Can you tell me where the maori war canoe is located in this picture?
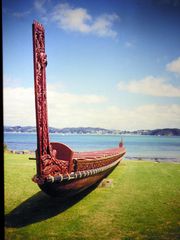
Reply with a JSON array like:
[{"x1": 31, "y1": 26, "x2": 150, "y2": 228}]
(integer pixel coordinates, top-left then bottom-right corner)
[{"x1": 32, "y1": 20, "x2": 126, "y2": 198}]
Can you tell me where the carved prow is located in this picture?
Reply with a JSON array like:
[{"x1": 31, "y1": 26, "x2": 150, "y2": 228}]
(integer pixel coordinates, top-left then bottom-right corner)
[
  {"x1": 33, "y1": 21, "x2": 50, "y2": 175},
  {"x1": 32, "y1": 21, "x2": 72, "y2": 179}
]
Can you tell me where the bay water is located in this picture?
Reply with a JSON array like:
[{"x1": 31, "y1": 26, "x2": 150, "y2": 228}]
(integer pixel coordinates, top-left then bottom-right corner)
[{"x1": 4, "y1": 132, "x2": 180, "y2": 162}]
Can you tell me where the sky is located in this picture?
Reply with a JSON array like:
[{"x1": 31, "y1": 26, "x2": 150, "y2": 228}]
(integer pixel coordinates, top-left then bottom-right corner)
[{"x1": 3, "y1": 0, "x2": 180, "y2": 130}]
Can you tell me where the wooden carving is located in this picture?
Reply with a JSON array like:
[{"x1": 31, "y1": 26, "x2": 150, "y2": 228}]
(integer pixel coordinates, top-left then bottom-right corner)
[
  {"x1": 32, "y1": 21, "x2": 69, "y2": 178},
  {"x1": 33, "y1": 21, "x2": 50, "y2": 176},
  {"x1": 32, "y1": 21, "x2": 126, "y2": 198}
]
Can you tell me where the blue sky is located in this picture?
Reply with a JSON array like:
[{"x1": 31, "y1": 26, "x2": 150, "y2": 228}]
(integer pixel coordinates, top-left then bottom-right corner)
[{"x1": 3, "y1": 0, "x2": 180, "y2": 130}]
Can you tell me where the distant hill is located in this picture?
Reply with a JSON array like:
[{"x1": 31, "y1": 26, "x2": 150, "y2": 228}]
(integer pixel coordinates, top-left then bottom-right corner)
[
  {"x1": 3, "y1": 126, "x2": 180, "y2": 136},
  {"x1": 3, "y1": 126, "x2": 119, "y2": 134},
  {"x1": 147, "y1": 128, "x2": 180, "y2": 136},
  {"x1": 123, "y1": 128, "x2": 180, "y2": 136},
  {"x1": 121, "y1": 128, "x2": 180, "y2": 136}
]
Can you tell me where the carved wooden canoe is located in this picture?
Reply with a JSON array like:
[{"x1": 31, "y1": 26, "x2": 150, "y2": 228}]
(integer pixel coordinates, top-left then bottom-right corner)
[{"x1": 32, "y1": 20, "x2": 126, "y2": 198}]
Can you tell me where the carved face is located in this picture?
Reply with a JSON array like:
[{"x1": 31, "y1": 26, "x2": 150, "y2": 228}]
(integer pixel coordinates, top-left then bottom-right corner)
[{"x1": 40, "y1": 52, "x2": 47, "y2": 67}]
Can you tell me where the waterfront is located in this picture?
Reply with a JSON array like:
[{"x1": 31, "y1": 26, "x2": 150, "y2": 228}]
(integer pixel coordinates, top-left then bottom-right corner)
[{"x1": 4, "y1": 132, "x2": 180, "y2": 162}]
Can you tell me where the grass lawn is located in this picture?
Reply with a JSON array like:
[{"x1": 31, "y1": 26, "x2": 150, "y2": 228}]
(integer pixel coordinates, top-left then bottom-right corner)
[{"x1": 4, "y1": 153, "x2": 180, "y2": 240}]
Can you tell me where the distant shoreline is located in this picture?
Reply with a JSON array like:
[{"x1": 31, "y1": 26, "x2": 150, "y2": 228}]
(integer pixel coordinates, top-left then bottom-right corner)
[
  {"x1": 4, "y1": 131, "x2": 180, "y2": 137},
  {"x1": 3, "y1": 131, "x2": 150, "y2": 137},
  {"x1": 4, "y1": 127, "x2": 180, "y2": 136}
]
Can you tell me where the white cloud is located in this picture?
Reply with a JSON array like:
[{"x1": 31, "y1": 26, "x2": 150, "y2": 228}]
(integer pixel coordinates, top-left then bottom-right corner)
[
  {"x1": 166, "y1": 56, "x2": 180, "y2": 74},
  {"x1": 3, "y1": 87, "x2": 36, "y2": 126},
  {"x1": 3, "y1": 87, "x2": 106, "y2": 127},
  {"x1": 99, "y1": 104, "x2": 180, "y2": 130},
  {"x1": 3, "y1": 75, "x2": 23, "y2": 87},
  {"x1": 47, "y1": 82, "x2": 65, "y2": 91},
  {"x1": 90, "y1": 14, "x2": 119, "y2": 37},
  {"x1": 50, "y1": 3, "x2": 119, "y2": 37},
  {"x1": 8, "y1": 1, "x2": 119, "y2": 38},
  {"x1": 13, "y1": 10, "x2": 31, "y2": 18},
  {"x1": 51, "y1": 3, "x2": 91, "y2": 33},
  {"x1": 118, "y1": 76, "x2": 180, "y2": 97},
  {"x1": 48, "y1": 91, "x2": 107, "y2": 105},
  {"x1": 124, "y1": 104, "x2": 180, "y2": 130},
  {"x1": 34, "y1": 0, "x2": 49, "y2": 23},
  {"x1": 3, "y1": 87, "x2": 180, "y2": 130},
  {"x1": 34, "y1": 0, "x2": 47, "y2": 14}
]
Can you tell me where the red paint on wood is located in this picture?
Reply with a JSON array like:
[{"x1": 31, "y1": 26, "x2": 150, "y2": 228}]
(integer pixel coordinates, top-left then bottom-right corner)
[
  {"x1": 33, "y1": 21, "x2": 70, "y2": 177},
  {"x1": 32, "y1": 21, "x2": 126, "y2": 197},
  {"x1": 33, "y1": 21, "x2": 50, "y2": 176}
]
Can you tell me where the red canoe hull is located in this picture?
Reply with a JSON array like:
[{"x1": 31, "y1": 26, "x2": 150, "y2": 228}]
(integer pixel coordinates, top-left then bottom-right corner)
[
  {"x1": 38, "y1": 160, "x2": 121, "y2": 198},
  {"x1": 32, "y1": 21, "x2": 126, "y2": 198}
]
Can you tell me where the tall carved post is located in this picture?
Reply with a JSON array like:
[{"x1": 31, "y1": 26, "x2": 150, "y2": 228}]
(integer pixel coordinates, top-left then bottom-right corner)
[
  {"x1": 32, "y1": 21, "x2": 73, "y2": 181},
  {"x1": 32, "y1": 21, "x2": 50, "y2": 176}
]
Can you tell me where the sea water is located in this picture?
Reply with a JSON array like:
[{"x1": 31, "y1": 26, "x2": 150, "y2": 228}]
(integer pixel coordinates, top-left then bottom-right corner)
[{"x1": 4, "y1": 132, "x2": 180, "y2": 161}]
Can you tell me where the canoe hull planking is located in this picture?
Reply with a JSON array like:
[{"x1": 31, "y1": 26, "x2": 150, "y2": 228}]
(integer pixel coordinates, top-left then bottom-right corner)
[{"x1": 38, "y1": 160, "x2": 121, "y2": 198}]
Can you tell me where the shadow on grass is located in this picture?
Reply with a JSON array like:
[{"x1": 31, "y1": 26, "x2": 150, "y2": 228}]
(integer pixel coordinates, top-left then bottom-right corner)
[{"x1": 5, "y1": 184, "x2": 98, "y2": 228}]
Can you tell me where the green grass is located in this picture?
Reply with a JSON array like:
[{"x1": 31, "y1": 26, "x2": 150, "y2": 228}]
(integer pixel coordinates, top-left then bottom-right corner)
[{"x1": 4, "y1": 153, "x2": 180, "y2": 240}]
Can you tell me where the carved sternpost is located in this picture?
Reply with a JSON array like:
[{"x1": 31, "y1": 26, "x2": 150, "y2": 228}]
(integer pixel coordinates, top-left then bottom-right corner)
[{"x1": 33, "y1": 21, "x2": 50, "y2": 175}]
